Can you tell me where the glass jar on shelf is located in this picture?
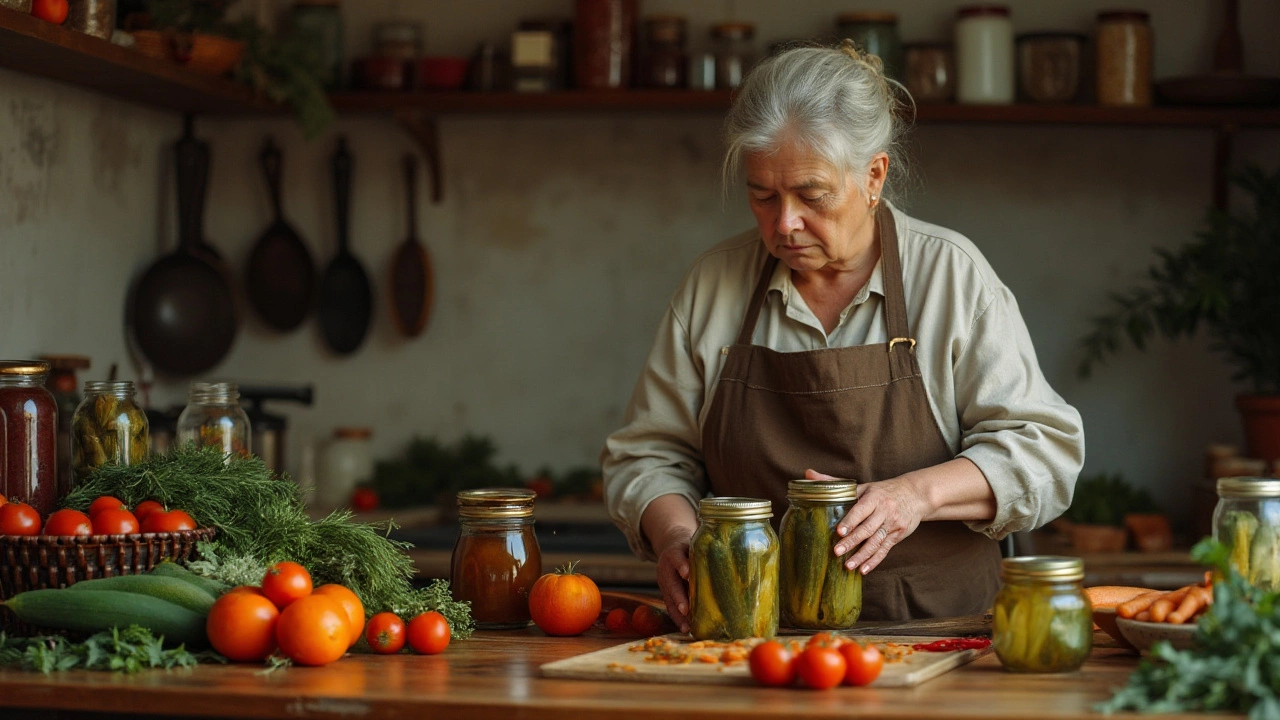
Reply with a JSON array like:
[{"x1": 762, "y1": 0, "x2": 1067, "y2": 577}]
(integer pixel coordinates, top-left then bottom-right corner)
[
  {"x1": 176, "y1": 382, "x2": 251, "y2": 459},
  {"x1": 1214, "y1": 477, "x2": 1280, "y2": 592},
  {"x1": 642, "y1": 15, "x2": 688, "y2": 88},
  {"x1": 575, "y1": 0, "x2": 638, "y2": 89},
  {"x1": 40, "y1": 354, "x2": 90, "y2": 498},
  {"x1": 1095, "y1": 10, "x2": 1152, "y2": 107},
  {"x1": 288, "y1": 0, "x2": 344, "y2": 90},
  {"x1": 71, "y1": 381, "x2": 148, "y2": 486},
  {"x1": 0, "y1": 360, "x2": 59, "y2": 515},
  {"x1": 991, "y1": 556, "x2": 1092, "y2": 673},
  {"x1": 451, "y1": 488, "x2": 543, "y2": 629},
  {"x1": 710, "y1": 22, "x2": 756, "y2": 90},
  {"x1": 904, "y1": 42, "x2": 955, "y2": 103},
  {"x1": 688, "y1": 496, "x2": 778, "y2": 640},
  {"x1": 315, "y1": 427, "x2": 373, "y2": 511},
  {"x1": 1017, "y1": 32, "x2": 1085, "y2": 104},
  {"x1": 65, "y1": 0, "x2": 116, "y2": 40},
  {"x1": 955, "y1": 4, "x2": 1015, "y2": 105},
  {"x1": 836, "y1": 11, "x2": 903, "y2": 81},
  {"x1": 779, "y1": 480, "x2": 861, "y2": 630}
]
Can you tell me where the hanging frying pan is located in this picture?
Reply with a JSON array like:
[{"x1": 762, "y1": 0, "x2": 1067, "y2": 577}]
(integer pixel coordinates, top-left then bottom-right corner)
[
  {"x1": 317, "y1": 136, "x2": 373, "y2": 355},
  {"x1": 245, "y1": 136, "x2": 317, "y2": 332},
  {"x1": 389, "y1": 154, "x2": 435, "y2": 337}
]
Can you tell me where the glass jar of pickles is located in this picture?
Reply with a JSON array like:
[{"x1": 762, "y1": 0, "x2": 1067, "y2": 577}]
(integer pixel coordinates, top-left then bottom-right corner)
[
  {"x1": 450, "y1": 488, "x2": 543, "y2": 629},
  {"x1": 779, "y1": 480, "x2": 861, "y2": 629},
  {"x1": 1214, "y1": 477, "x2": 1280, "y2": 592},
  {"x1": 176, "y1": 382, "x2": 251, "y2": 459},
  {"x1": 688, "y1": 497, "x2": 778, "y2": 640},
  {"x1": 992, "y1": 556, "x2": 1091, "y2": 673},
  {"x1": 71, "y1": 381, "x2": 148, "y2": 486}
]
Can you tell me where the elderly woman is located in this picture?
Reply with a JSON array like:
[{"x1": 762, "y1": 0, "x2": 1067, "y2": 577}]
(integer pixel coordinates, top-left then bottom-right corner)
[{"x1": 601, "y1": 43, "x2": 1085, "y2": 629}]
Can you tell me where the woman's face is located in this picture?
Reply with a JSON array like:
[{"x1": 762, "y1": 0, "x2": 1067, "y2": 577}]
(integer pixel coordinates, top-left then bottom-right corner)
[{"x1": 744, "y1": 142, "x2": 886, "y2": 274}]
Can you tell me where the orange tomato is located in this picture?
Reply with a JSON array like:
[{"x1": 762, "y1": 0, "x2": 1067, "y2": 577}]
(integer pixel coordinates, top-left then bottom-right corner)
[
  {"x1": 605, "y1": 607, "x2": 631, "y2": 633},
  {"x1": 224, "y1": 585, "x2": 265, "y2": 597},
  {"x1": 795, "y1": 646, "x2": 846, "y2": 690},
  {"x1": 839, "y1": 641, "x2": 884, "y2": 687},
  {"x1": 88, "y1": 496, "x2": 126, "y2": 517},
  {"x1": 261, "y1": 561, "x2": 312, "y2": 609},
  {"x1": 406, "y1": 611, "x2": 451, "y2": 655},
  {"x1": 31, "y1": 0, "x2": 68, "y2": 25},
  {"x1": 313, "y1": 584, "x2": 365, "y2": 648},
  {"x1": 528, "y1": 562, "x2": 601, "y2": 637},
  {"x1": 276, "y1": 595, "x2": 348, "y2": 666},
  {"x1": 207, "y1": 590, "x2": 280, "y2": 662}
]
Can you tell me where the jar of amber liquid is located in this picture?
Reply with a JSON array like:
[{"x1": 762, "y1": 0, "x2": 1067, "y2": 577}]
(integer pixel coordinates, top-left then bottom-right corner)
[
  {"x1": 450, "y1": 488, "x2": 543, "y2": 629},
  {"x1": 688, "y1": 497, "x2": 778, "y2": 640},
  {"x1": 0, "y1": 360, "x2": 59, "y2": 516},
  {"x1": 992, "y1": 556, "x2": 1091, "y2": 673},
  {"x1": 779, "y1": 480, "x2": 861, "y2": 630}
]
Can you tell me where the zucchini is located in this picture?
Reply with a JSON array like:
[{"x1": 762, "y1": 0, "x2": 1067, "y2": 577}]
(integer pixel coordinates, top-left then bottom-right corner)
[
  {"x1": 4, "y1": 589, "x2": 208, "y2": 648},
  {"x1": 65, "y1": 574, "x2": 216, "y2": 615},
  {"x1": 148, "y1": 561, "x2": 231, "y2": 598}
]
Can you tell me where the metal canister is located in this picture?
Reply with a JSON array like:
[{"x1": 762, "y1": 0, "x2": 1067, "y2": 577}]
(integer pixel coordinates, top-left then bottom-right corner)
[
  {"x1": 688, "y1": 496, "x2": 778, "y2": 640},
  {"x1": 779, "y1": 480, "x2": 862, "y2": 629}
]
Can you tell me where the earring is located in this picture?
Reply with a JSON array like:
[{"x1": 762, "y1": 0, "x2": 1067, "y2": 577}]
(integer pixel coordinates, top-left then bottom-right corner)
[{"x1": 869, "y1": 194, "x2": 878, "y2": 206}]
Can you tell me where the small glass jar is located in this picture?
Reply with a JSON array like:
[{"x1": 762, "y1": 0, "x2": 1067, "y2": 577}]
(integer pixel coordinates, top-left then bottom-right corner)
[
  {"x1": 689, "y1": 497, "x2": 778, "y2": 640},
  {"x1": 65, "y1": 0, "x2": 115, "y2": 40},
  {"x1": 41, "y1": 354, "x2": 91, "y2": 499},
  {"x1": 176, "y1": 382, "x2": 251, "y2": 459},
  {"x1": 71, "y1": 381, "x2": 148, "y2": 486},
  {"x1": 0, "y1": 361, "x2": 59, "y2": 516},
  {"x1": 1214, "y1": 477, "x2": 1280, "y2": 592},
  {"x1": 710, "y1": 22, "x2": 755, "y2": 90},
  {"x1": 642, "y1": 15, "x2": 687, "y2": 89},
  {"x1": 955, "y1": 5, "x2": 1015, "y2": 105},
  {"x1": 288, "y1": 0, "x2": 344, "y2": 90},
  {"x1": 315, "y1": 427, "x2": 373, "y2": 511},
  {"x1": 574, "y1": 0, "x2": 637, "y2": 89},
  {"x1": 1017, "y1": 32, "x2": 1085, "y2": 103},
  {"x1": 779, "y1": 480, "x2": 862, "y2": 630},
  {"x1": 1096, "y1": 11, "x2": 1152, "y2": 107},
  {"x1": 836, "y1": 12, "x2": 903, "y2": 81},
  {"x1": 992, "y1": 556, "x2": 1092, "y2": 673},
  {"x1": 904, "y1": 42, "x2": 955, "y2": 103},
  {"x1": 374, "y1": 21, "x2": 424, "y2": 61},
  {"x1": 451, "y1": 488, "x2": 543, "y2": 629}
]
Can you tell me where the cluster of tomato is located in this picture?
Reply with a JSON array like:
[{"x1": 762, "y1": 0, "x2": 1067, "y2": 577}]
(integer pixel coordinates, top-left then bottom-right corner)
[
  {"x1": 603, "y1": 604, "x2": 672, "y2": 637},
  {"x1": 748, "y1": 633, "x2": 884, "y2": 690},
  {"x1": 0, "y1": 496, "x2": 197, "y2": 537}
]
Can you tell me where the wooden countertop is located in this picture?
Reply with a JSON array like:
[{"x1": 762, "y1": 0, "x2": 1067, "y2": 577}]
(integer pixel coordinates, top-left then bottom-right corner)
[{"x1": 0, "y1": 624, "x2": 1229, "y2": 720}]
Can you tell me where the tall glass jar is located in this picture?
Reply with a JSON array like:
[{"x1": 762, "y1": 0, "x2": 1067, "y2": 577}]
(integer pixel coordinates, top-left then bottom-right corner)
[
  {"x1": 574, "y1": 0, "x2": 637, "y2": 89},
  {"x1": 904, "y1": 42, "x2": 955, "y2": 103},
  {"x1": 451, "y1": 488, "x2": 543, "y2": 629},
  {"x1": 837, "y1": 12, "x2": 903, "y2": 81},
  {"x1": 779, "y1": 480, "x2": 862, "y2": 630},
  {"x1": 176, "y1": 382, "x2": 251, "y2": 459},
  {"x1": 711, "y1": 22, "x2": 755, "y2": 90},
  {"x1": 0, "y1": 361, "x2": 58, "y2": 516},
  {"x1": 992, "y1": 556, "x2": 1091, "y2": 673},
  {"x1": 1096, "y1": 11, "x2": 1152, "y2": 107},
  {"x1": 642, "y1": 15, "x2": 687, "y2": 88},
  {"x1": 688, "y1": 497, "x2": 778, "y2": 640},
  {"x1": 71, "y1": 381, "x2": 148, "y2": 486},
  {"x1": 315, "y1": 427, "x2": 373, "y2": 511},
  {"x1": 288, "y1": 0, "x2": 344, "y2": 90},
  {"x1": 955, "y1": 5, "x2": 1015, "y2": 105},
  {"x1": 1214, "y1": 477, "x2": 1280, "y2": 592}
]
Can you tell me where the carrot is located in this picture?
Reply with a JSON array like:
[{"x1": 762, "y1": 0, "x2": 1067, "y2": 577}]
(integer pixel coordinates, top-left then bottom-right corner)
[
  {"x1": 1149, "y1": 587, "x2": 1192, "y2": 623},
  {"x1": 1084, "y1": 585, "x2": 1158, "y2": 609},
  {"x1": 1167, "y1": 587, "x2": 1212, "y2": 624},
  {"x1": 1117, "y1": 590, "x2": 1164, "y2": 619},
  {"x1": 1135, "y1": 610, "x2": 1151, "y2": 621}
]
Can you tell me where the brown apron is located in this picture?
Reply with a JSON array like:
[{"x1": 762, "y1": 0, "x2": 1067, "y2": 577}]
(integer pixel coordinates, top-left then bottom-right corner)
[{"x1": 701, "y1": 205, "x2": 1001, "y2": 621}]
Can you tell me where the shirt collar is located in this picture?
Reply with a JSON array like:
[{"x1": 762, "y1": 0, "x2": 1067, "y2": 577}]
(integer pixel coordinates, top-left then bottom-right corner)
[{"x1": 765, "y1": 241, "x2": 887, "y2": 308}]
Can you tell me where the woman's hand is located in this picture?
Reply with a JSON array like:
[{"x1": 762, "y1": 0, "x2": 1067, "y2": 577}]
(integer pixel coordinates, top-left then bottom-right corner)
[
  {"x1": 804, "y1": 468, "x2": 928, "y2": 576},
  {"x1": 654, "y1": 536, "x2": 693, "y2": 633},
  {"x1": 641, "y1": 494, "x2": 699, "y2": 633}
]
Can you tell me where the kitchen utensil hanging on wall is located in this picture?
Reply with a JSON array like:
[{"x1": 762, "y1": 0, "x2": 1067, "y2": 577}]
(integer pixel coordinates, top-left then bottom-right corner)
[
  {"x1": 389, "y1": 154, "x2": 435, "y2": 337},
  {"x1": 128, "y1": 115, "x2": 238, "y2": 376},
  {"x1": 245, "y1": 136, "x2": 317, "y2": 332},
  {"x1": 317, "y1": 136, "x2": 373, "y2": 355}
]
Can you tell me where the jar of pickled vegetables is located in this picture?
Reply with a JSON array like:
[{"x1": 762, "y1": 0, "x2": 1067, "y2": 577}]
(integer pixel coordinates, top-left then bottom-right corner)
[
  {"x1": 450, "y1": 488, "x2": 543, "y2": 629},
  {"x1": 779, "y1": 480, "x2": 862, "y2": 629},
  {"x1": 688, "y1": 496, "x2": 778, "y2": 640},
  {"x1": 992, "y1": 556, "x2": 1091, "y2": 673},
  {"x1": 1214, "y1": 477, "x2": 1280, "y2": 592},
  {"x1": 176, "y1": 382, "x2": 251, "y2": 459},
  {"x1": 71, "y1": 381, "x2": 148, "y2": 486}
]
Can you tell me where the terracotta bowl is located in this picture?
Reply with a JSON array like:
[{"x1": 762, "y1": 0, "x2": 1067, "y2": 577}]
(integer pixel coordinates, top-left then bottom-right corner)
[
  {"x1": 1091, "y1": 607, "x2": 1137, "y2": 652},
  {"x1": 1115, "y1": 617, "x2": 1199, "y2": 654}
]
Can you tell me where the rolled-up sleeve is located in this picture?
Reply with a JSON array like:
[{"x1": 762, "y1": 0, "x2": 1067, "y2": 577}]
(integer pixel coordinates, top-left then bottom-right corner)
[{"x1": 954, "y1": 287, "x2": 1085, "y2": 539}]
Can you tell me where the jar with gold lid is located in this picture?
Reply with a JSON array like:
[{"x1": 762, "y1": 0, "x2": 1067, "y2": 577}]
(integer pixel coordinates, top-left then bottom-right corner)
[
  {"x1": 0, "y1": 360, "x2": 58, "y2": 515},
  {"x1": 176, "y1": 382, "x2": 251, "y2": 460},
  {"x1": 689, "y1": 496, "x2": 778, "y2": 640},
  {"x1": 992, "y1": 556, "x2": 1091, "y2": 673},
  {"x1": 1214, "y1": 477, "x2": 1280, "y2": 592},
  {"x1": 451, "y1": 488, "x2": 543, "y2": 629},
  {"x1": 71, "y1": 381, "x2": 148, "y2": 486},
  {"x1": 1095, "y1": 10, "x2": 1152, "y2": 107},
  {"x1": 779, "y1": 480, "x2": 862, "y2": 629}
]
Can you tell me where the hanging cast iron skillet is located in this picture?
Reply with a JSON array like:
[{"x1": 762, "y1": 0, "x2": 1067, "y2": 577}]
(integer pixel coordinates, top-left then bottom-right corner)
[
  {"x1": 245, "y1": 136, "x2": 317, "y2": 332},
  {"x1": 129, "y1": 117, "x2": 238, "y2": 376},
  {"x1": 389, "y1": 154, "x2": 435, "y2": 337},
  {"x1": 317, "y1": 136, "x2": 373, "y2": 355}
]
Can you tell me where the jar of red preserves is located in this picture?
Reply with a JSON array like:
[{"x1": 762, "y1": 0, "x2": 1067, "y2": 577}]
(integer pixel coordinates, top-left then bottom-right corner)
[
  {"x1": 0, "y1": 360, "x2": 59, "y2": 515},
  {"x1": 450, "y1": 488, "x2": 542, "y2": 629}
]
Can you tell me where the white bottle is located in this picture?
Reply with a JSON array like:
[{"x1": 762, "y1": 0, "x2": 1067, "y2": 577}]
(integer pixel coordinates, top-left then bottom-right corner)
[
  {"x1": 315, "y1": 428, "x2": 374, "y2": 512},
  {"x1": 955, "y1": 5, "x2": 1015, "y2": 104}
]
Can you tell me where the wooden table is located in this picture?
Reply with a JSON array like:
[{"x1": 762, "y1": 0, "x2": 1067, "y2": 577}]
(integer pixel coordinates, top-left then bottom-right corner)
[{"x1": 0, "y1": 627, "x2": 1228, "y2": 720}]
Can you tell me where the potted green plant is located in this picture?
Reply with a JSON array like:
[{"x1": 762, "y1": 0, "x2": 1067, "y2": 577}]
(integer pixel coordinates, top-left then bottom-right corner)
[
  {"x1": 1078, "y1": 165, "x2": 1280, "y2": 461},
  {"x1": 1060, "y1": 472, "x2": 1160, "y2": 552}
]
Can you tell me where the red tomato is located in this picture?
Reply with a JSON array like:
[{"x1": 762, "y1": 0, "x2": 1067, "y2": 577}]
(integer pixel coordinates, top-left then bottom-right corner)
[
  {"x1": 840, "y1": 641, "x2": 884, "y2": 687},
  {"x1": 631, "y1": 605, "x2": 668, "y2": 637},
  {"x1": 795, "y1": 646, "x2": 847, "y2": 690},
  {"x1": 0, "y1": 502, "x2": 41, "y2": 535},
  {"x1": 605, "y1": 607, "x2": 631, "y2": 633},
  {"x1": 406, "y1": 611, "x2": 451, "y2": 655},
  {"x1": 261, "y1": 561, "x2": 312, "y2": 609},
  {"x1": 350, "y1": 487, "x2": 379, "y2": 512},
  {"x1": 89, "y1": 496, "x2": 126, "y2": 517},
  {"x1": 525, "y1": 475, "x2": 554, "y2": 498},
  {"x1": 206, "y1": 590, "x2": 279, "y2": 662},
  {"x1": 31, "y1": 0, "x2": 68, "y2": 24},
  {"x1": 749, "y1": 640, "x2": 796, "y2": 687},
  {"x1": 43, "y1": 509, "x2": 93, "y2": 536},
  {"x1": 312, "y1": 584, "x2": 364, "y2": 648},
  {"x1": 91, "y1": 508, "x2": 139, "y2": 535},
  {"x1": 0, "y1": 497, "x2": 7, "y2": 508},
  {"x1": 366, "y1": 612, "x2": 406, "y2": 654},
  {"x1": 806, "y1": 632, "x2": 845, "y2": 648},
  {"x1": 528, "y1": 562, "x2": 602, "y2": 637},
  {"x1": 276, "y1": 595, "x2": 348, "y2": 666},
  {"x1": 133, "y1": 500, "x2": 164, "y2": 524},
  {"x1": 141, "y1": 509, "x2": 197, "y2": 533}
]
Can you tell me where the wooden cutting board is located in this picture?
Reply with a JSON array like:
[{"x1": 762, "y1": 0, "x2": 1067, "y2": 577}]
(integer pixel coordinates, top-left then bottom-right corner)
[{"x1": 541, "y1": 634, "x2": 991, "y2": 688}]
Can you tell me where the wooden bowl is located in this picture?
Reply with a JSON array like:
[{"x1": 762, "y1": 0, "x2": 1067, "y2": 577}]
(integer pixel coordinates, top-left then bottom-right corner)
[{"x1": 1115, "y1": 617, "x2": 1199, "y2": 654}]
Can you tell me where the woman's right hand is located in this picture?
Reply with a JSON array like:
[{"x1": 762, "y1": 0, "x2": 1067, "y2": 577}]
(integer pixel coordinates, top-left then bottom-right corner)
[
  {"x1": 654, "y1": 535, "x2": 692, "y2": 633},
  {"x1": 641, "y1": 494, "x2": 699, "y2": 634}
]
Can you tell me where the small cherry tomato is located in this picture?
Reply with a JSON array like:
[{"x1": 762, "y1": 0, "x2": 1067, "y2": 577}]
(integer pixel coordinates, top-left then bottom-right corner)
[
  {"x1": 840, "y1": 641, "x2": 884, "y2": 687},
  {"x1": 133, "y1": 500, "x2": 164, "y2": 524},
  {"x1": 0, "y1": 502, "x2": 41, "y2": 535},
  {"x1": 92, "y1": 508, "x2": 140, "y2": 535},
  {"x1": 605, "y1": 607, "x2": 631, "y2": 633},
  {"x1": 795, "y1": 646, "x2": 847, "y2": 690},
  {"x1": 631, "y1": 605, "x2": 668, "y2": 637},
  {"x1": 89, "y1": 496, "x2": 126, "y2": 517},
  {"x1": 43, "y1": 508, "x2": 93, "y2": 536},
  {"x1": 749, "y1": 640, "x2": 796, "y2": 687},
  {"x1": 261, "y1": 561, "x2": 312, "y2": 609},
  {"x1": 365, "y1": 612, "x2": 406, "y2": 654},
  {"x1": 31, "y1": 0, "x2": 68, "y2": 24},
  {"x1": 406, "y1": 611, "x2": 451, "y2": 654},
  {"x1": 350, "y1": 487, "x2": 379, "y2": 512},
  {"x1": 141, "y1": 509, "x2": 197, "y2": 533}
]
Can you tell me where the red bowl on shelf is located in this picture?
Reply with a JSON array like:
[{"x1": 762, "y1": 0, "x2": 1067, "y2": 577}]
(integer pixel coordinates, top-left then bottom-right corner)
[{"x1": 414, "y1": 56, "x2": 470, "y2": 90}]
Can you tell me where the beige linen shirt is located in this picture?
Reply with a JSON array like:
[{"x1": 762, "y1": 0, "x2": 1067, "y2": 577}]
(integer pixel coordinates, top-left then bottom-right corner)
[{"x1": 601, "y1": 203, "x2": 1085, "y2": 560}]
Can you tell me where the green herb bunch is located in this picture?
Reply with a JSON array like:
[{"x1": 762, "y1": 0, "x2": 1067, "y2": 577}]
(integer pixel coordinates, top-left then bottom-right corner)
[
  {"x1": 63, "y1": 446, "x2": 473, "y2": 639},
  {"x1": 1099, "y1": 537, "x2": 1280, "y2": 719},
  {"x1": 370, "y1": 434, "x2": 525, "y2": 510},
  {"x1": 0, "y1": 626, "x2": 211, "y2": 674}
]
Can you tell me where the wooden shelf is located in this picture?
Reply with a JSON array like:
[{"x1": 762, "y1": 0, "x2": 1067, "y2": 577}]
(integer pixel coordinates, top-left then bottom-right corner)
[{"x1": 0, "y1": 7, "x2": 275, "y2": 115}]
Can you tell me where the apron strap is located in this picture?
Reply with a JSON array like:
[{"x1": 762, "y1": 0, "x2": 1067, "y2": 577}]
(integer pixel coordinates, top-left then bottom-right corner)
[
  {"x1": 876, "y1": 204, "x2": 913, "y2": 347},
  {"x1": 736, "y1": 253, "x2": 779, "y2": 346}
]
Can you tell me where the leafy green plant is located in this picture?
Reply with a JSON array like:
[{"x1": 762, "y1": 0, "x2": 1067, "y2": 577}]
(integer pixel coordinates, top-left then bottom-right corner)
[
  {"x1": 370, "y1": 435, "x2": 525, "y2": 510},
  {"x1": 0, "y1": 626, "x2": 214, "y2": 674},
  {"x1": 1063, "y1": 472, "x2": 1157, "y2": 527},
  {"x1": 1078, "y1": 165, "x2": 1280, "y2": 393}
]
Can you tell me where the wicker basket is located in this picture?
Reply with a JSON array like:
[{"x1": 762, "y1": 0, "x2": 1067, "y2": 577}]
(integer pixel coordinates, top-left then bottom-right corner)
[{"x1": 0, "y1": 527, "x2": 216, "y2": 637}]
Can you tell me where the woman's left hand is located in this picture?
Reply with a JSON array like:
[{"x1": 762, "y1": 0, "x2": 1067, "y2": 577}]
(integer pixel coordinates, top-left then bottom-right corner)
[{"x1": 804, "y1": 468, "x2": 929, "y2": 575}]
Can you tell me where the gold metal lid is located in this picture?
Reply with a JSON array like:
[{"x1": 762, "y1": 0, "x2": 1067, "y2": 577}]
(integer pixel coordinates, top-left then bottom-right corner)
[
  {"x1": 1217, "y1": 476, "x2": 1280, "y2": 499},
  {"x1": 710, "y1": 22, "x2": 755, "y2": 39},
  {"x1": 1000, "y1": 555, "x2": 1084, "y2": 582},
  {"x1": 457, "y1": 488, "x2": 536, "y2": 518},
  {"x1": 786, "y1": 479, "x2": 858, "y2": 503},
  {"x1": 0, "y1": 360, "x2": 51, "y2": 376},
  {"x1": 698, "y1": 496, "x2": 772, "y2": 521}
]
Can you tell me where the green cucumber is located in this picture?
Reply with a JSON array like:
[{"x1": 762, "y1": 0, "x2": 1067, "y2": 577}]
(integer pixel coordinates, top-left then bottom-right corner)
[
  {"x1": 3, "y1": 589, "x2": 208, "y2": 648},
  {"x1": 148, "y1": 561, "x2": 231, "y2": 598},
  {"x1": 65, "y1": 574, "x2": 216, "y2": 615}
]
